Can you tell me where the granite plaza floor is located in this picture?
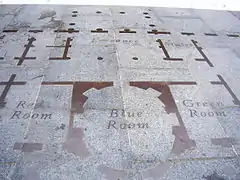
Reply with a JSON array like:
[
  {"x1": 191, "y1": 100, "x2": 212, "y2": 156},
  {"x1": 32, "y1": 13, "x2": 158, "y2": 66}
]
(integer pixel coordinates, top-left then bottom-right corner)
[{"x1": 0, "y1": 4, "x2": 240, "y2": 180}]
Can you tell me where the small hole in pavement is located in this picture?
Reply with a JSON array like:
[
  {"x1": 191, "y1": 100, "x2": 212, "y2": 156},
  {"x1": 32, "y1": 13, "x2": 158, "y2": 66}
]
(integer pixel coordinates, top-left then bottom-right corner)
[
  {"x1": 69, "y1": 23, "x2": 75, "y2": 25},
  {"x1": 72, "y1": 15, "x2": 77, "y2": 17},
  {"x1": 72, "y1": 11, "x2": 78, "y2": 13},
  {"x1": 145, "y1": 16, "x2": 151, "y2": 19},
  {"x1": 149, "y1": 24, "x2": 155, "y2": 27},
  {"x1": 97, "y1": 57, "x2": 103, "y2": 60},
  {"x1": 132, "y1": 57, "x2": 138, "y2": 60},
  {"x1": 143, "y1": 12, "x2": 149, "y2": 15},
  {"x1": 96, "y1": 11, "x2": 102, "y2": 14},
  {"x1": 120, "y1": 12, "x2": 125, "y2": 14}
]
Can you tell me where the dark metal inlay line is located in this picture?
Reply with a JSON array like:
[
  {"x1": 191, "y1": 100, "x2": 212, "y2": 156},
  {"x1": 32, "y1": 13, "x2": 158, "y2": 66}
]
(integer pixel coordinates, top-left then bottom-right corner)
[
  {"x1": 119, "y1": 29, "x2": 136, "y2": 33},
  {"x1": 48, "y1": 37, "x2": 72, "y2": 60},
  {"x1": 204, "y1": 33, "x2": 218, "y2": 36},
  {"x1": 167, "y1": 82, "x2": 197, "y2": 85},
  {"x1": 28, "y1": 30, "x2": 43, "y2": 33},
  {"x1": 0, "y1": 74, "x2": 26, "y2": 108},
  {"x1": 54, "y1": 28, "x2": 79, "y2": 33},
  {"x1": 14, "y1": 37, "x2": 36, "y2": 66},
  {"x1": 46, "y1": 45, "x2": 65, "y2": 48},
  {"x1": 49, "y1": 57, "x2": 71, "y2": 60},
  {"x1": 211, "y1": 75, "x2": 240, "y2": 105},
  {"x1": 42, "y1": 81, "x2": 74, "y2": 85},
  {"x1": 191, "y1": 39, "x2": 214, "y2": 67},
  {"x1": 156, "y1": 39, "x2": 183, "y2": 61},
  {"x1": 3, "y1": 29, "x2": 18, "y2": 33},
  {"x1": 148, "y1": 30, "x2": 171, "y2": 34},
  {"x1": 91, "y1": 28, "x2": 108, "y2": 33},
  {"x1": 181, "y1": 32, "x2": 195, "y2": 36},
  {"x1": 227, "y1": 34, "x2": 239, "y2": 37}
]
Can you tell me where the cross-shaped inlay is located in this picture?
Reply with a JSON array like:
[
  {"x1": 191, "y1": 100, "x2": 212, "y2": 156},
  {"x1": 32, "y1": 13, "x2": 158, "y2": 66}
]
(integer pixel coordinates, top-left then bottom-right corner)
[
  {"x1": 14, "y1": 37, "x2": 36, "y2": 66},
  {"x1": 211, "y1": 75, "x2": 240, "y2": 105},
  {"x1": 191, "y1": 39, "x2": 214, "y2": 67},
  {"x1": 0, "y1": 74, "x2": 26, "y2": 108},
  {"x1": 47, "y1": 37, "x2": 73, "y2": 60}
]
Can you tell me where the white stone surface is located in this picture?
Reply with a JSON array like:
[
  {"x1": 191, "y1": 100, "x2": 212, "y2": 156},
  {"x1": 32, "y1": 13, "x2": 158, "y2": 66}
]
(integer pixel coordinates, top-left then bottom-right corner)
[{"x1": 0, "y1": 5, "x2": 240, "y2": 180}]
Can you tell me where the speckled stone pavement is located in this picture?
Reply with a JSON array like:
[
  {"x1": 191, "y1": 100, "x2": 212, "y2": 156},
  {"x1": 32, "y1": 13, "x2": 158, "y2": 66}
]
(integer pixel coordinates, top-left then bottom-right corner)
[{"x1": 0, "y1": 5, "x2": 240, "y2": 180}]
